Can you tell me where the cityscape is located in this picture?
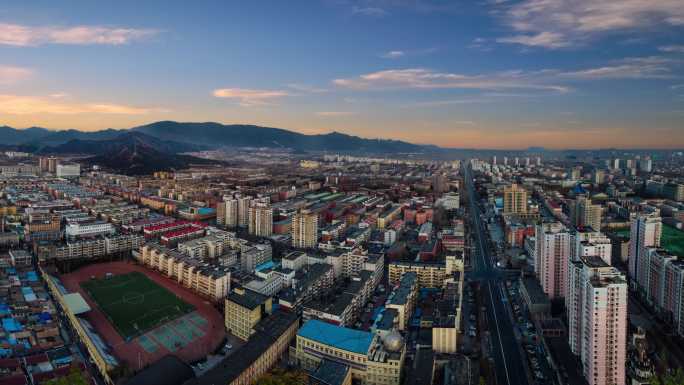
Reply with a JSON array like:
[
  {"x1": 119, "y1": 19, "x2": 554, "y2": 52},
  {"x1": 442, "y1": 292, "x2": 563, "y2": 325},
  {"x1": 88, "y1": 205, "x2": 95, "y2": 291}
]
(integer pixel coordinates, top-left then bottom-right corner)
[{"x1": 0, "y1": 2, "x2": 684, "y2": 385}]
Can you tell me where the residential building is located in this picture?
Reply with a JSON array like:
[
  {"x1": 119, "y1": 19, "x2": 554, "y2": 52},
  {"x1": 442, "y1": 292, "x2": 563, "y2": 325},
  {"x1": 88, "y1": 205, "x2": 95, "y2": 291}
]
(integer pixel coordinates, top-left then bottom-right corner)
[
  {"x1": 535, "y1": 222, "x2": 571, "y2": 299},
  {"x1": 570, "y1": 196, "x2": 602, "y2": 231},
  {"x1": 55, "y1": 163, "x2": 80, "y2": 178},
  {"x1": 385, "y1": 272, "x2": 418, "y2": 331},
  {"x1": 629, "y1": 213, "x2": 662, "y2": 285},
  {"x1": 567, "y1": 257, "x2": 627, "y2": 385},
  {"x1": 292, "y1": 210, "x2": 318, "y2": 248},
  {"x1": 248, "y1": 202, "x2": 272, "y2": 237},
  {"x1": 187, "y1": 312, "x2": 298, "y2": 385},
  {"x1": 138, "y1": 243, "x2": 231, "y2": 302},
  {"x1": 663, "y1": 183, "x2": 684, "y2": 202},
  {"x1": 224, "y1": 287, "x2": 272, "y2": 341},
  {"x1": 217, "y1": 198, "x2": 238, "y2": 228},
  {"x1": 295, "y1": 320, "x2": 405, "y2": 385},
  {"x1": 503, "y1": 184, "x2": 527, "y2": 215}
]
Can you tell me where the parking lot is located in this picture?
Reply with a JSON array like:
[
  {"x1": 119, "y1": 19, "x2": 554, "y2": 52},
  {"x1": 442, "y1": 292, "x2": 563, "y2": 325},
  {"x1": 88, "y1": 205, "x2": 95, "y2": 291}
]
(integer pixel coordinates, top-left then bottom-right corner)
[{"x1": 504, "y1": 279, "x2": 556, "y2": 384}]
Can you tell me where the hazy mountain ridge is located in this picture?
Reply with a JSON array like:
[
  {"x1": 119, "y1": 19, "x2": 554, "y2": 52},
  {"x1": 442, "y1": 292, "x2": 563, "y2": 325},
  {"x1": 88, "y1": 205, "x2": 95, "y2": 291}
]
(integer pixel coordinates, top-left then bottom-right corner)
[{"x1": 0, "y1": 121, "x2": 432, "y2": 153}]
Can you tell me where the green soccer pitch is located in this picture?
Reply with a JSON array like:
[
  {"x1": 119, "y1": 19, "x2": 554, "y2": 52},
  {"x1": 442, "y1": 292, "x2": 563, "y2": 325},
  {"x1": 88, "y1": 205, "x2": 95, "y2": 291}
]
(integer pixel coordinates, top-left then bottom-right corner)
[{"x1": 81, "y1": 272, "x2": 195, "y2": 340}]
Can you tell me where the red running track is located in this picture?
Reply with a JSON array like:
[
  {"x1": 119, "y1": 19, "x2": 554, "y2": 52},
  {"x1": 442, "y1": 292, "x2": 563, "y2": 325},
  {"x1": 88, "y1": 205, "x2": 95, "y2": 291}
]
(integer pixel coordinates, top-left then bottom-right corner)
[{"x1": 60, "y1": 261, "x2": 225, "y2": 371}]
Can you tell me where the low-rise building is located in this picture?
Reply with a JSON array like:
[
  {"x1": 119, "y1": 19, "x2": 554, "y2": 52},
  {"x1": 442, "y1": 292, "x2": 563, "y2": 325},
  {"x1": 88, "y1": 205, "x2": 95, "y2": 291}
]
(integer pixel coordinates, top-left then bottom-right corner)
[
  {"x1": 295, "y1": 320, "x2": 405, "y2": 385},
  {"x1": 224, "y1": 287, "x2": 272, "y2": 341}
]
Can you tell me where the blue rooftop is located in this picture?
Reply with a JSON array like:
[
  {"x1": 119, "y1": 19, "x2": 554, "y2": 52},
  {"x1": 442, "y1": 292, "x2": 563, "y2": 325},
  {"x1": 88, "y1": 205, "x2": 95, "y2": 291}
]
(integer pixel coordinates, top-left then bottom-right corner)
[
  {"x1": 298, "y1": 319, "x2": 373, "y2": 355},
  {"x1": 255, "y1": 261, "x2": 276, "y2": 272}
]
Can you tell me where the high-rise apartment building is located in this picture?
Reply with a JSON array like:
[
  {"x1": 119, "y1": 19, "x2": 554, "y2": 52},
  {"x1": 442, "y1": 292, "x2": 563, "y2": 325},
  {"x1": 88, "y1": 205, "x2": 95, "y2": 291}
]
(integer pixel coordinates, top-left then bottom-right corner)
[
  {"x1": 570, "y1": 196, "x2": 602, "y2": 231},
  {"x1": 432, "y1": 173, "x2": 448, "y2": 194},
  {"x1": 535, "y1": 222, "x2": 571, "y2": 299},
  {"x1": 503, "y1": 184, "x2": 528, "y2": 215},
  {"x1": 663, "y1": 183, "x2": 684, "y2": 202},
  {"x1": 628, "y1": 212, "x2": 662, "y2": 284},
  {"x1": 571, "y1": 229, "x2": 612, "y2": 265},
  {"x1": 248, "y1": 202, "x2": 273, "y2": 237},
  {"x1": 567, "y1": 257, "x2": 627, "y2": 385},
  {"x1": 291, "y1": 210, "x2": 318, "y2": 249},
  {"x1": 237, "y1": 196, "x2": 252, "y2": 227},
  {"x1": 592, "y1": 169, "x2": 605, "y2": 185},
  {"x1": 639, "y1": 158, "x2": 653, "y2": 173},
  {"x1": 217, "y1": 198, "x2": 238, "y2": 228},
  {"x1": 612, "y1": 158, "x2": 621, "y2": 170}
]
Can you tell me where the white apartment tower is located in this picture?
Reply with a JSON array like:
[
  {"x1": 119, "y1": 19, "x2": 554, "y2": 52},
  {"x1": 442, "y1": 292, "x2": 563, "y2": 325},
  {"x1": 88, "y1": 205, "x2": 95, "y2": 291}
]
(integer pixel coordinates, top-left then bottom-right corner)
[
  {"x1": 628, "y1": 212, "x2": 662, "y2": 285},
  {"x1": 292, "y1": 210, "x2": 319, "y2": 249},
  {"x1": 535, "y1": 222, "x2": 571, "y2": 300}
]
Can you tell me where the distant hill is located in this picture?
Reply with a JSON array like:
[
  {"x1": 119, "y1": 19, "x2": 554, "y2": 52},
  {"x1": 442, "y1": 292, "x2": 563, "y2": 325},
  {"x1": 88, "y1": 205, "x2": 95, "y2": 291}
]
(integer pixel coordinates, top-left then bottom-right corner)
[
  {"x1": 75, "y1": 132, "x2": 218, "y2": 175},
  {"x1": 0, "y1": 121, "x2": 434, "y2": 154},
  {"x1": 40, "y1": 131, "x2": 205, "y2": 155},
  {"x1": 131, "y1": 121, "x2": 431, "y2": 153}
]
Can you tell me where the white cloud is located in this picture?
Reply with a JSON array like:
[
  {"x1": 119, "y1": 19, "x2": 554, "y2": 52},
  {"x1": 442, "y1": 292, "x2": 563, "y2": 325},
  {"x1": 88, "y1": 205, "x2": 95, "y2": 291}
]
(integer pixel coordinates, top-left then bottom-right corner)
[
  {"x1": 0, "y1": 94, "x2": 159, "y2": 115},
  {"x1": 315, "y1": 111, "x2": 356, "y2": 116},
  {"x1": 671, "y1": 84, "x2": 684, "y2": 89},
  {"x1": 286, "y1": 83, "x2": 328, "y2": 93},
  {"x1": 495, "y1": 0, "x2": 684, "y2": 48},
  {"x1": 0, "y1": 65, "x2": 31, "y2": 84},
  {"x1": 351, "y1": 6, "x2": 387, "y2": 16},
  {"x1": 559, "y1": 57, "x2": 676, "y2": 79},
  {"x1": 333, "y1": 68, "x2": 570, "y2": 93},
  {"x1": 659, "y1": 45, "x2": 684, "y2": 53},
  {"x1": 334, "y1": 56, "x2": 679, "y2": 96},
  {"x1": 0, "y1": 23, "x2": 158, "y2": 46},
  {"x1": 213, "y1": 88, "x2": 289, "y2": 106},
  {"x1": 497, "y1": 31, "x2": 570, "y2": 48},
  {"x1": 407, "y1": 99, "x2": 489, "y2": 107},
  {"x1": 381, "y1": 50, "x2": 405, "y2": 59}
]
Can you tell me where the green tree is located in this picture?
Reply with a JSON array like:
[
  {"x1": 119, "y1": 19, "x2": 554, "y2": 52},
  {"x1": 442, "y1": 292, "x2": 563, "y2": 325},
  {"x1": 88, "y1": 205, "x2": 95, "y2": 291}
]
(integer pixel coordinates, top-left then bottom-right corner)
[
  {"x1": 255, "y1": 368, "x2": 307, "y2": 385},
  {"x1": 44, "y1": 367, "x2": 90, "y2": 385},
  {"x1": 651, "y1": 369, "x2": 684, "y2": 385}
]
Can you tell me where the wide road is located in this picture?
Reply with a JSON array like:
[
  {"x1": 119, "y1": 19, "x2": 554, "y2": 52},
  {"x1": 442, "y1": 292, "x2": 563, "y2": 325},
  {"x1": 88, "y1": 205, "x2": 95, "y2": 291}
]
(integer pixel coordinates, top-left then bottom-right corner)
[{"x1": 464, "y1": 162, "x2": 529, "y2": 385}]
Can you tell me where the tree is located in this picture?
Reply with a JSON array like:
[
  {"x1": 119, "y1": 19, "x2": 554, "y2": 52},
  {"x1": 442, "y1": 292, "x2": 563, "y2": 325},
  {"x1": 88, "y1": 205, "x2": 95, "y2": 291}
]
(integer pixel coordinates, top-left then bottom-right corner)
[
  {"x1": 44, "y1": 368, "x2": 90, "y2": 385},
  {"x1": 255, "y1": 368, "x2": 307, "y2": 385},
  {"x1": 651, "y1": 369, "x2": 684, "y2": 385}
]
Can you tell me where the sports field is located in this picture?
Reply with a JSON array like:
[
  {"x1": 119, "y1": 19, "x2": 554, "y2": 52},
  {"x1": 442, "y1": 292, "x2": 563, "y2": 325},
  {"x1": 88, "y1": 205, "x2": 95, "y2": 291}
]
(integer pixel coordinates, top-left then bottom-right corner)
[
  {"x1": 616, "y1": 224, "x2": 684, "y2": 257},
  {"x1": 81, "y1": 272, "x2": 194, "y2": 340}
]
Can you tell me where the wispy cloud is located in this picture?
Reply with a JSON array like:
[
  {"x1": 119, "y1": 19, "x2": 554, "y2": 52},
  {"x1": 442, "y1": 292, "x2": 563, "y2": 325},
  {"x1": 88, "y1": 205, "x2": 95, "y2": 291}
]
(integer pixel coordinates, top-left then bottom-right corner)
[
  {"x1": 406, "y1": 99, "x2": 490, "y2": 107},
  {"x1": 213, "y1": 88, "x2": 289, "y2": 106},
  {"x1": 659, "y1": 45, "x2": 684, "y2": 53},
  {"x1": 671, "y1": 84, "x2": 684, "y2": 90},
  {"x1": 286, "y1": 83, "x2": 328, "y2": 93},
  {"x1": 334, "y1": 57, "x2": 679, "y2": 96},
  {"x1": 559, "y1": 57, "x2": 677, "y2": 79},
  {"x1": 379, "y1": 47, "x2": 438, "y2": 58},
  {"x1": 0, "y1": 22, "x2": 159, "y2": 46},
  {"x1": 345, "y1": 0, "x2": 458, "y2": 16},
  {"x1": 0, "y1": 65, "x2": 31, "y2": 84},
  {"x1": 333, "y1": 68, "x2": 570, "y2": 93},
  {"x1": 351, "y1": 6, "x2": 387, "y2": 17},
  {"x1": 494, "y1": 0, "x2": 684, "y2": 49},
  {"x1": 468, "y1": 37, "x2": 493, "y2": 51},
  {"x1": 0, "y1": 94, "x2": 160, "y2": 115},
  {"x1": 381, "y1": 50, "x2": 405, "y2": 59},
  {"x1": 497, "y1": 32, "x2": 570, "y2": 49},
  {"x1": 316, "y1": 111, "x2": 356, "y2": 116}
]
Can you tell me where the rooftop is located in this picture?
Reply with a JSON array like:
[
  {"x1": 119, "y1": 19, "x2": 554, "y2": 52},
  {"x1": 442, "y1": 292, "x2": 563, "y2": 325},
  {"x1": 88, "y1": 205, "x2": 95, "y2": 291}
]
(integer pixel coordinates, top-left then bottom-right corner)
[{"x1": 298, "y1": 319, "x2": 373, "y2": 355}]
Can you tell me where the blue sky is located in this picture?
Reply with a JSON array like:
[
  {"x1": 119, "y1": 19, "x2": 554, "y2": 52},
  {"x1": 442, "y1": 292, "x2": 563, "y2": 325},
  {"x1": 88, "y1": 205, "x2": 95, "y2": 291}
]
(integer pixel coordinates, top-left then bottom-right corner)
[{"x1": 0, "y1": 0, "x2": 683, "y2": 148}]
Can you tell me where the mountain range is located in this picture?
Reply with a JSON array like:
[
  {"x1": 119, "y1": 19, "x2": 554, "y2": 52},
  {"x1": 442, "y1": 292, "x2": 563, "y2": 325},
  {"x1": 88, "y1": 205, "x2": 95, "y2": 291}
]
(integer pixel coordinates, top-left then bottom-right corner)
[
  {"x1": 0, "y1": 121, "x2": 434, "y2": 175},
  {"x1": 0, "y1": 121, "x2": 431, "y2": 153}
]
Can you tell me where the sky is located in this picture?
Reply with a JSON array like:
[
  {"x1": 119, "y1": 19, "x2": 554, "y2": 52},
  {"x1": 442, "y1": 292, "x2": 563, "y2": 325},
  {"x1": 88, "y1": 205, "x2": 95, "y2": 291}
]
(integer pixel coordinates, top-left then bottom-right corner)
[{"x1": 0, "y1": 0, "x2": 683, "y2": 149}]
